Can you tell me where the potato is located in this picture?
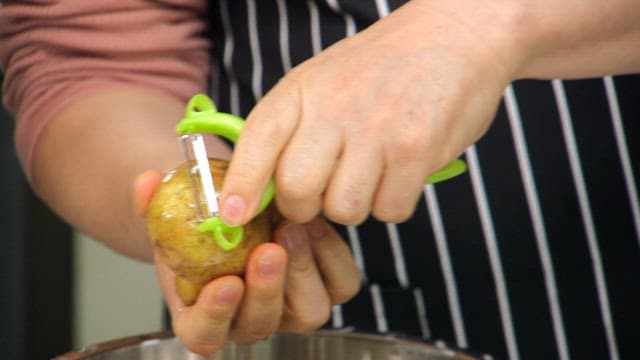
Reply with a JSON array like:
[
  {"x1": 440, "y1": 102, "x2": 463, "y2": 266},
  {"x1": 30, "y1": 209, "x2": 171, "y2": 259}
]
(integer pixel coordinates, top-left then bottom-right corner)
[{"x1": 146, "y1": 158, "x2": 281, "y2": 305}]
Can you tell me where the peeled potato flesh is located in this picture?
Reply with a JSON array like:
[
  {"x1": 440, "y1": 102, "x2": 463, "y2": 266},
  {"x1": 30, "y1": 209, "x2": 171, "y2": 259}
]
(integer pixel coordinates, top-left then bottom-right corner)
[{"x1": 146, "y1": 158, "x2": 281, "y2": 305}]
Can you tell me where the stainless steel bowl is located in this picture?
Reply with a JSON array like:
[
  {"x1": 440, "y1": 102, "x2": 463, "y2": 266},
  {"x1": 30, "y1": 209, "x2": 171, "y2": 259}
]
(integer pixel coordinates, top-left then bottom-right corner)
[{"x1": 53, "y1": 329, "x2": 483, "y2": 359}]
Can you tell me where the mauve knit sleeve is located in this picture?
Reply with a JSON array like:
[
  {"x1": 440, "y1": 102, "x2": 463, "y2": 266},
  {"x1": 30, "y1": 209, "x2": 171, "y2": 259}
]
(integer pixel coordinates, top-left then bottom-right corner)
[{"x1": 0, "y1": 0, "x2": 211, "y2": 178}]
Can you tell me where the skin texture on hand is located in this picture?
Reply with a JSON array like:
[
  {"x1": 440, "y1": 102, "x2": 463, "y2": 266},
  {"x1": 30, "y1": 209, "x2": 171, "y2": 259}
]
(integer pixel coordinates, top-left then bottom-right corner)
[
  {"x1": 219, "y1": 0, "x2": 516, "y2": 227},
  {"x1": 134, "y1": 170, "x2": 361, "y2": 356},
  {"x1": 219, "y1": 0, "x2": 640, "y2": 228}
]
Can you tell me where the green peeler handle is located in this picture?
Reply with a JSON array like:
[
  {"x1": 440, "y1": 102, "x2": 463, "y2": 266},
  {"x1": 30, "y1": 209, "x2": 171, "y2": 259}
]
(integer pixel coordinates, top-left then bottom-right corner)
[
  {"x1": 176, "y1": 94, "x2": 467, "y2": 249},
  {"x1": 426, "y1": 158, "x2": 467, "y2": 185},
  {"x1": 175, "y1": 94, "x2": 275, "y2": 251},
  {"x1": 176, "y1": 94, "x2": 276, "y2": 214}
]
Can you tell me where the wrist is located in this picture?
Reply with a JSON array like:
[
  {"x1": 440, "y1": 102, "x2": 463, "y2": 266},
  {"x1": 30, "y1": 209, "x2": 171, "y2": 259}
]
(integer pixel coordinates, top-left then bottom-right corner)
[
  {"x1": 406, "y1": 0, "x2": 640, "y2": 81},
  {"x1": 402, "y1": 0, "x2": 537, "y2": 83},
  {"x1": 503, "y1": 1, "x2": 640, "y2": 78}
]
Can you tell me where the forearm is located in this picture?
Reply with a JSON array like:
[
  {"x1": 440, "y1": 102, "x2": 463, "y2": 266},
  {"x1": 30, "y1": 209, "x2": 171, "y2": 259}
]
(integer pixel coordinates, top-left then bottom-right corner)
[
  {"x1": 0, "y1": 0, "x2": 214, "y2": 260},
  {"x1": 405, "y1": 0, "x2": 640, "y2": 80},
  {"x1": 515, "y1": 0, "x2": 640, "y2": 78},
  {"x1": 31, "y1": 87, "x2": 231, "y2": 261}
]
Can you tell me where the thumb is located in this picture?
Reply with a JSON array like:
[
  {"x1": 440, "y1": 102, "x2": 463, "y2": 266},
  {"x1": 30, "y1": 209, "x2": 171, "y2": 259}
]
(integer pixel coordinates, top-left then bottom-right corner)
[{"x1": 133, "y1": 170, "x2": 164, "y2": 215}]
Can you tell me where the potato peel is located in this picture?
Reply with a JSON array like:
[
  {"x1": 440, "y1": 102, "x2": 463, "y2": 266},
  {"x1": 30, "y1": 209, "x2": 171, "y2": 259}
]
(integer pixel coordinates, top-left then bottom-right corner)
[{"x1": 146, "y1": 158, "x2": 281, "y2": 305}]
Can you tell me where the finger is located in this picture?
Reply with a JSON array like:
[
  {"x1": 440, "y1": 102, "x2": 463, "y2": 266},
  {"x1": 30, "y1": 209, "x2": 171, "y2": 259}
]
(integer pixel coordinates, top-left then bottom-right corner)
[
  {"x1": 323, "y1": 140, "x2": 384, "y2": 225},
  {"x1": 132, "y1": 169, "x2": 164, "y2": 215},
  {"x1": 372, "y1": 135, "x2": 431, "y2": 223},
  {"x1": 220, "y1": 77, "x2": 302, "y2": 227},
  {"x1": 155, "y1": 258, "x2": 245, "y2": 356},
  {"x1": 154, "y1": 257, "x2": 184, "y2": 313},
  {"x1": 275, "y1": 222, "x2": 331, "y2": 333},
  {"x1": 230, "y1": 243, "x2": 287, "y2": 343},
  {"x1": 174, "y1": 277, "x2": 244, "y2": 355},
  {"x1": 305, "y1": 219, "x2": 362, "y2": 305},
  {"x1": 372, "y1": 169, "x2": 427, "y2": 224},
  {"x1": 275, "y1": 119, "x2": 342, "y2": 223}
]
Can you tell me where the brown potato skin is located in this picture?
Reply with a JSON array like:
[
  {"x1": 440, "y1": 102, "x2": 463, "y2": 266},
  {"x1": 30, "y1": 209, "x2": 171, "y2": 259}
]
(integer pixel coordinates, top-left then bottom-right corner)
[{"x1": 146, "y1": 158, "x2": 281, "y2": 305}]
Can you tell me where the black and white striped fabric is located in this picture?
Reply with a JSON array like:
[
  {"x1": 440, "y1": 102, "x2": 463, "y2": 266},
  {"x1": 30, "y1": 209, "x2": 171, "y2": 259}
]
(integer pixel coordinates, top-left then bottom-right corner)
[{"x1": 206, "y1": 1, "x2": 640, "y2": 359}]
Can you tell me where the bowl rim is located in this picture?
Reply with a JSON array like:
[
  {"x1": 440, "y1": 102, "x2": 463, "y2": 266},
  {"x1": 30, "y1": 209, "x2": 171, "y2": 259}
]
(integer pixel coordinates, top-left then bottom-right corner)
[{"x1": 52, "y1": 328, "x2": 484, "y2": 360}]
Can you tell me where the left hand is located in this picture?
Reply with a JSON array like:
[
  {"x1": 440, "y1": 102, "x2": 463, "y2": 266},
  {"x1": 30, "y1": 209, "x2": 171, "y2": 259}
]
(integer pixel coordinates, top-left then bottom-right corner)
[{"x1": 134, "y1": 170, "x2": 361, "y2": 356}]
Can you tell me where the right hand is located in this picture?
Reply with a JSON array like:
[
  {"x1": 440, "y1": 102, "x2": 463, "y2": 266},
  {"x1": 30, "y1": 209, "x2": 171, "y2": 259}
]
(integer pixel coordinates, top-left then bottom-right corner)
[{"x1": 219, "y1": 0, "x2": 523, "y2": 228}]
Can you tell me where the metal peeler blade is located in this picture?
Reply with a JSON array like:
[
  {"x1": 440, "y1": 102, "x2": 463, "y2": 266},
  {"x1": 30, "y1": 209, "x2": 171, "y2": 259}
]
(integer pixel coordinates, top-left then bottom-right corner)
[{"x1": 178, "y1": 134, "x2": 220, "y2": 221}]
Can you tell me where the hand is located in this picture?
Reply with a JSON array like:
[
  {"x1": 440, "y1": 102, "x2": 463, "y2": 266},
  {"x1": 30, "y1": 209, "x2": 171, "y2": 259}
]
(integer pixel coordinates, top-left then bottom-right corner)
[
  {"x1": 134, "y1": 170, "x2": 361, "y2": 356},
  {"x1": 219, "y1": 0, "x2": 524, "y2": 227}
]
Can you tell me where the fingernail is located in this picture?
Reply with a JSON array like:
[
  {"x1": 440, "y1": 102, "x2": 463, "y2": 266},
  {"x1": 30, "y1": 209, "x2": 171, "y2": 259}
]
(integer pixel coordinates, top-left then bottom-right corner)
[
  {"x1": 215, "y1": 283, "x2": 239, "y2": 305},
  {"x1": 257, "y1": 250, "x2": 284, "y2": 279},
  {"x1": 305, "y1": 219, "x2": 328, "y2": 239},
  {"x1": 222, "y1": 194, "x2": 246, "y2": 226},
  {"x1": 280, "y1": 223, "x2": 306, "y2": 252}
]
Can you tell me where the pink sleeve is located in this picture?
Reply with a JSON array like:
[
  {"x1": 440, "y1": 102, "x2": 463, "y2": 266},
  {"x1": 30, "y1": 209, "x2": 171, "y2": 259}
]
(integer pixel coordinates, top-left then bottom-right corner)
[{"x1": 0, "y1": 0, "x2": 211, "y2": 179}]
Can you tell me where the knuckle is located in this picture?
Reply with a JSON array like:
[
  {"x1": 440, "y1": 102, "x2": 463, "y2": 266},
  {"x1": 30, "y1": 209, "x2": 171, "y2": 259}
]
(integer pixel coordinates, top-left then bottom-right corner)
[
  {"x1": 324, "y1": 205, "x2": 368, "y2": 226},
  {"x1": 372, "y1": 204, "x2": 413, "y2": 224},
  {"x1": 275, "y1": 185, "x2": 322, "y2": 223},
  {"x1": 287, "y1": 307, "x2": 331, "y2": 333},
  {"x1": 276, "y1": 172, "x2": 317, "y2": 203},
  {"x1": 276, "y1": 200, "x2": 319, "y2": 225},
  {"x1": 329, "y1": 277, "x2": 362, "y2": 305},
  {"x1": 243, "y1": 113, "x2": 287, "y2": 147},
  {"x1": 306, "y1": 308, "x2": 332, "y2": 329},
  {"x1": 280, "y1": 207, "x2": 317, "y2": 224},
  {"x1": 246, "y1": 320, "x2": 278, "y2": 340},
  {"x1": 174, "y1": 325, "x2": 223, "y2": 356},
  {"x1": 225, "y1": 165, "x2": 262, "y2": 191},
  {"x1": 323, "y1": 178, "x2": 375, "y2": 225},
  {"x1": 276, "y1": 180, "x2": 312, "y2": 202},
  {"x1": 388, "y1": 130, "x2": 427, "y2": 163},
  {"x1": 182, "y1": 339, "x2": 223, "y2": 357}
]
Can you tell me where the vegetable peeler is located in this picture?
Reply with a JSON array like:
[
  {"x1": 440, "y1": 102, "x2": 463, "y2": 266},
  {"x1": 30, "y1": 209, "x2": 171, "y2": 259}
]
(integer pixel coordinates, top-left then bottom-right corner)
[
  {"x1": 175, "y1": 94, "x2": 275, "y2": 251},
  {"x1": 175, "y1": 94, "x2": 467, "y2": 251}
]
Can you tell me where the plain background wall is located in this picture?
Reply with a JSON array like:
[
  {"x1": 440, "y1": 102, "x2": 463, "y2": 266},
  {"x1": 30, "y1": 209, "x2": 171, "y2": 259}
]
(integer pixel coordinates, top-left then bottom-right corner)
[
  {"x1": 1, "y1": 84, "x2": 73, "y2": 359},
  {"x1": 73, "y1": 232, "x2": 164, "y2": 348}
]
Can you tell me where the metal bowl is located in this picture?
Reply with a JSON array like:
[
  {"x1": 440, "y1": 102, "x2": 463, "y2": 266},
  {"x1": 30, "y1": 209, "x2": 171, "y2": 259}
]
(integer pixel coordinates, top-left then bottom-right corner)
[{"x1": 53, "y1": 329, "x2": 483, "y2": 359}]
